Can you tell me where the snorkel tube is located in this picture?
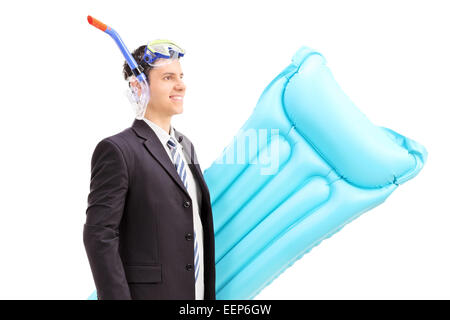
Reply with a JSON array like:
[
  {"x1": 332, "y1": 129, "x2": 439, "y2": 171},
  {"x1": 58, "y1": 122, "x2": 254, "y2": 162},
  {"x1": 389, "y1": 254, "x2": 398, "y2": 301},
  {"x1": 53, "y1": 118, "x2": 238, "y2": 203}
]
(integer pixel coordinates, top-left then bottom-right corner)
[{"x1": 87, "y1": 15, "x2": 150, "y2": 119}]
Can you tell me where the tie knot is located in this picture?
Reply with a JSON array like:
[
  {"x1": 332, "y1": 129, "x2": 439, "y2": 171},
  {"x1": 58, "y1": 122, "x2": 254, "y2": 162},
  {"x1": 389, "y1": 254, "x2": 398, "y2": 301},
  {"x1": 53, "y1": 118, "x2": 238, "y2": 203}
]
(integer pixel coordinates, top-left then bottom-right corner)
[{"x1": 167, "y1": 137, "x2": 177, "y2": 149}]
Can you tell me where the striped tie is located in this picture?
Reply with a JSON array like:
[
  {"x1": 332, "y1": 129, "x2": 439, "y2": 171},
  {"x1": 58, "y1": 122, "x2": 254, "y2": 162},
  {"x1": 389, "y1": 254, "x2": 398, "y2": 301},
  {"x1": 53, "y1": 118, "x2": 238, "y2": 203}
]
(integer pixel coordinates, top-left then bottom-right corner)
[
  {"x1": 167, "y1": 137, "x2": 200, "y2": 283},
  {"x1": 167, "y1": 137, "x2": 188, "y2": 190},
  {"x1": 194, "y1": 230, "x2": 200, "y2": 282}
]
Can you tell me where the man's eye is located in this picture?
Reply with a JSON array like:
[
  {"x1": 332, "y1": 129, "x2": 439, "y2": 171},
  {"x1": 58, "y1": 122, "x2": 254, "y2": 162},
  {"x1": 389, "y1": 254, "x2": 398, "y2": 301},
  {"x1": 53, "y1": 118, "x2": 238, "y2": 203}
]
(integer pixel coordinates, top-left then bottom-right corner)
[{"x1": 164, "y1": 75, "x2": 183, "y2": 80}]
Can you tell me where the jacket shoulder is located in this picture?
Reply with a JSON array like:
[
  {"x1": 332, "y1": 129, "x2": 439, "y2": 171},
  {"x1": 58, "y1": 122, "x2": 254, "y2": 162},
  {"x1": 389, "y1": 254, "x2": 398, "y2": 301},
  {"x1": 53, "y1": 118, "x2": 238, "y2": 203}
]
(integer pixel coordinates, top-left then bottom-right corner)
[
  {"x1": 104, "y1": 127, "x2": 135, "y2": 147},
  {"x1": 94, "y1": 126, "x2": 137, "y2": 163}
]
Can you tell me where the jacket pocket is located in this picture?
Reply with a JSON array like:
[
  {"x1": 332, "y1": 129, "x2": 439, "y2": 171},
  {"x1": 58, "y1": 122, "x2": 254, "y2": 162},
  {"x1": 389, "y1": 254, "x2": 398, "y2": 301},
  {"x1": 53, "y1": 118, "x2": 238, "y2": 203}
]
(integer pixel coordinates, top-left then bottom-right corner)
[{"x1": 124, "y1": 264, "x2": 162, "y2": 284}]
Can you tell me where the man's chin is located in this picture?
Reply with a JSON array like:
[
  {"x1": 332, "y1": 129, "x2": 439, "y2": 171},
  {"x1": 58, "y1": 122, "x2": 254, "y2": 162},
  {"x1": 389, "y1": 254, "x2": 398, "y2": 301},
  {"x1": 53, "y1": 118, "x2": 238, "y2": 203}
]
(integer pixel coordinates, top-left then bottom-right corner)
[{"x1": 172, "y1": 106, "x2": 184, "y2": 115}]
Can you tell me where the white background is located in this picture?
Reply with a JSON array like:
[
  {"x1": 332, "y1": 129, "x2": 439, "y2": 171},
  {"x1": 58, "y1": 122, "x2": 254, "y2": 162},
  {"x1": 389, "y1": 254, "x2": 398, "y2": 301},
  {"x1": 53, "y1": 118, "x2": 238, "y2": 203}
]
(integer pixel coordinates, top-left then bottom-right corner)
[{"x1": 0, "y1": 0, "x2": 448, "y2": 299}]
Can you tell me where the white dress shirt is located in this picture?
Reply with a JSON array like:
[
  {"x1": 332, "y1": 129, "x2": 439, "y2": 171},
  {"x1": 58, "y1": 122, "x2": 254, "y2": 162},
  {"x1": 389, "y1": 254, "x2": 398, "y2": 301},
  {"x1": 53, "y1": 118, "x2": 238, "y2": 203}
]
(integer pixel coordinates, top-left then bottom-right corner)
[{"x1": 142, "y1": 118, "x2": 205, "y2": 300}]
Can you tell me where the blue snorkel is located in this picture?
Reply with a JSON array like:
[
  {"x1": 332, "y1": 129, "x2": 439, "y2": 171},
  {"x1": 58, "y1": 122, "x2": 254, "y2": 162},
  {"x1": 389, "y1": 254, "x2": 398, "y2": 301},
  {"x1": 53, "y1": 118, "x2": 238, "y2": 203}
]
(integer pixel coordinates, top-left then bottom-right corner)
[{"x1": 87, "y1": 15, "x2": 150, "y2": 119}]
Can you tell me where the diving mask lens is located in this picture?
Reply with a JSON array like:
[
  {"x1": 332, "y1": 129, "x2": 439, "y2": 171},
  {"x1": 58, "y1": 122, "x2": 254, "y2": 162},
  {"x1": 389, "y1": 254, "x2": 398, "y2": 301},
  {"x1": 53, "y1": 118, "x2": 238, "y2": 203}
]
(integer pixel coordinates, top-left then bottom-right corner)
[{"x1": 141, "y1": 39, "x2": 185, "y2": 67}]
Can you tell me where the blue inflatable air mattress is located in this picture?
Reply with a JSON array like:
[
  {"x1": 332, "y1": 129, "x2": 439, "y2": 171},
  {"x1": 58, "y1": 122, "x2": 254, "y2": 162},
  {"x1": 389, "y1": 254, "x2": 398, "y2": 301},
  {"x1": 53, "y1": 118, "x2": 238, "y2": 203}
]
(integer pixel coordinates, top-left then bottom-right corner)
[{"x1": 203, "y1": 46, "x2": 427, "y2": 300}]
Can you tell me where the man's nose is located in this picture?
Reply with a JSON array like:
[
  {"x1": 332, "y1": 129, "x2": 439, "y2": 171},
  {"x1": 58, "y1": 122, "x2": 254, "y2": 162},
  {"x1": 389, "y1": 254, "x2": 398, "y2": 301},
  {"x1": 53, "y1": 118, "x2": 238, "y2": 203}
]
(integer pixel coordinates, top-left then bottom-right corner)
[{"x1": 175, "y1": 79, "x2": 186, "y2": 91}]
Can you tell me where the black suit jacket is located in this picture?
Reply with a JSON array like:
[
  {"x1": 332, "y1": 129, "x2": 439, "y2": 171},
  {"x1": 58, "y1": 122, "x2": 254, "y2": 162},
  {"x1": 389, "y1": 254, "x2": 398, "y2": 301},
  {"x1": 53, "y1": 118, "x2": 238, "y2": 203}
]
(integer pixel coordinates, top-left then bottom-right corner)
[{"x1": 83, "y1": 119, "x2": 216, "y2": 300}]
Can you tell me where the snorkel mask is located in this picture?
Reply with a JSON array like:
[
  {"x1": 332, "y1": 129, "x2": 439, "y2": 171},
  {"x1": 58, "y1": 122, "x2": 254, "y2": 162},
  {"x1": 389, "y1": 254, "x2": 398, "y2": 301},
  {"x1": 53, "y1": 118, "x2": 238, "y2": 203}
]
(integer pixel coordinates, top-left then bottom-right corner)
[
  {"x1": 141, "y1": 39, "x2": 185, "y2": 67},
  {"x1": 87, "y1": 16, "x2": 185, "y2": 119}
]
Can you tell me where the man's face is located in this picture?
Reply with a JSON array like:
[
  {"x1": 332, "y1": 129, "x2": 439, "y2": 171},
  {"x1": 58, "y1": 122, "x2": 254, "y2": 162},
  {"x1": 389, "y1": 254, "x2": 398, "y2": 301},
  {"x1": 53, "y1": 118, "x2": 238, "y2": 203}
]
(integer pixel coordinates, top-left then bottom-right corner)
[{"x1": 147, "y1": 59, "x2": 186, "y2": 118}]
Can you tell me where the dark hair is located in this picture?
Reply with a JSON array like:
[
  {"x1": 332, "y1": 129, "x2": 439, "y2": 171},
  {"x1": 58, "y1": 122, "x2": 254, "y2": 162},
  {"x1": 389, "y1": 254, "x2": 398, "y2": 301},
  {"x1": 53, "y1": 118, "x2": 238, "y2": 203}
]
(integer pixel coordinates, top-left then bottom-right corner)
[{"x1": 122, "y1": 45, "x2": 153, "y2": 81}]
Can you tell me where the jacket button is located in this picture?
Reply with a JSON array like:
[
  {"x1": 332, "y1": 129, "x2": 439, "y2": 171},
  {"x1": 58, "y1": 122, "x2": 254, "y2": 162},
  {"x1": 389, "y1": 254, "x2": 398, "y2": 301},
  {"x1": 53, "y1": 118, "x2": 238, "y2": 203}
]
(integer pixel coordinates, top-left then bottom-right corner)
[
  {"x1": 185, "y1": 233, "x2": 193, "y2": 241},
  {"x1": 186, "y1": 264, "x2": 193, "y2": 271},
  {"x1": 183, "y1": 200, "x2": 191, "y2": 208}
]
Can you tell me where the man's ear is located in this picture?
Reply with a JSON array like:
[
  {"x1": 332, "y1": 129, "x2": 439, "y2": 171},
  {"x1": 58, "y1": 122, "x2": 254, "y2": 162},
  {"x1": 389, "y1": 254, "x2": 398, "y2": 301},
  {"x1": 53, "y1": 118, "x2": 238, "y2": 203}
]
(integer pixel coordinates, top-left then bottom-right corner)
[{"x1": 128, "y1": 76, "x2": 142, "y2": 96}]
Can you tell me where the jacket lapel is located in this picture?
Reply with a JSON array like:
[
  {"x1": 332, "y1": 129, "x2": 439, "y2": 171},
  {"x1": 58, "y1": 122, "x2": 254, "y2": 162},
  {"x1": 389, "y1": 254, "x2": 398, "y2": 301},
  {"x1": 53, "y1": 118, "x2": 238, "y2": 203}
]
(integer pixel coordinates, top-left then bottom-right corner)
[
  {"x1": 174, "y1": 128, "x2": 211, "y2": 203},
  {"x1": 132, "y1": 119, "x2": 190, "y2": 198}
]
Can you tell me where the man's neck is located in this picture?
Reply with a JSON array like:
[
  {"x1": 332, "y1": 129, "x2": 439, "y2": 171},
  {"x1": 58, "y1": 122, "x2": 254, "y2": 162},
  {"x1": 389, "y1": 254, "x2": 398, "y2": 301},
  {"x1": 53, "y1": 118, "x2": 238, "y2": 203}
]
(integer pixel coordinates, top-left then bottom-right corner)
[{"x1": 144, "y1": 114, "x2": 172, "y2": 135}]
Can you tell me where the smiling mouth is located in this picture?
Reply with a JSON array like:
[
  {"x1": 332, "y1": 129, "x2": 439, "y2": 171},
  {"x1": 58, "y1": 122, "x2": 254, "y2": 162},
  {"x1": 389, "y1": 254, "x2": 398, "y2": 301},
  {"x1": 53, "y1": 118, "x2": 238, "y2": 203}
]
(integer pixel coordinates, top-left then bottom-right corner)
[{"x1": 170, "y1": 96, "x2": 184, "y2": 101}]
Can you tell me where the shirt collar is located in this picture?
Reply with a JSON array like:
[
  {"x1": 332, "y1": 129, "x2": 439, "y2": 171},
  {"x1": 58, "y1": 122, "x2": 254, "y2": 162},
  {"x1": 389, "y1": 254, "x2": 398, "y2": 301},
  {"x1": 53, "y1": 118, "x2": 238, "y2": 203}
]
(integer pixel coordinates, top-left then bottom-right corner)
[{"x1": 142, "y1": 118, "x2": 181, "y2": 149}]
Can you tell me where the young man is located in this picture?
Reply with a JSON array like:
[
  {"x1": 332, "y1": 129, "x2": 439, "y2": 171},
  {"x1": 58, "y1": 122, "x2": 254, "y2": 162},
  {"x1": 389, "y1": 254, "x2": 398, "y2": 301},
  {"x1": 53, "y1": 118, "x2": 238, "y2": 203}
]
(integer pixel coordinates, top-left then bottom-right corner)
[{"x1": 83, "y1": 41, "x2": 216, "y2": 300}]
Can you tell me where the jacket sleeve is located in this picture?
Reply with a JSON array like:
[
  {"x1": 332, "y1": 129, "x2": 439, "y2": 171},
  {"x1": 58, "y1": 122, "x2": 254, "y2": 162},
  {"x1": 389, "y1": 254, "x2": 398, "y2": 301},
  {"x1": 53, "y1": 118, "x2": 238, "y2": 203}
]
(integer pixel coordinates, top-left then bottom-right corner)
[{"x1": 83, "y1": 138, "x2": 131, "y2": 300}]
